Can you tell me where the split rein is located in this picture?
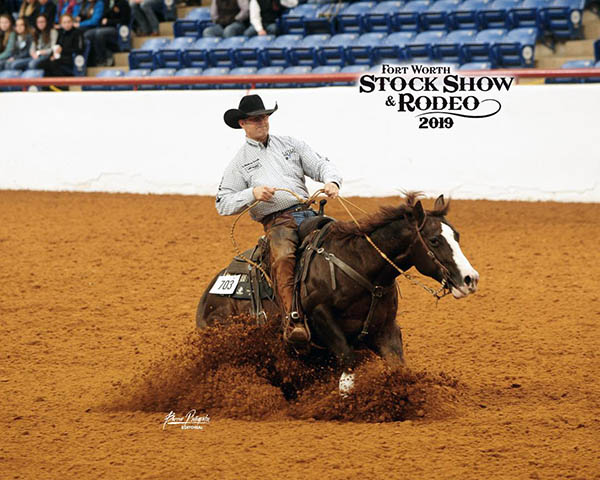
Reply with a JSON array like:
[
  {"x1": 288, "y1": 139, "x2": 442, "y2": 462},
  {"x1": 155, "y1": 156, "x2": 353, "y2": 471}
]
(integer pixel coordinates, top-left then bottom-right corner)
[{"x1": 229, "y1": 188, "x2": 451, "y2": 301}]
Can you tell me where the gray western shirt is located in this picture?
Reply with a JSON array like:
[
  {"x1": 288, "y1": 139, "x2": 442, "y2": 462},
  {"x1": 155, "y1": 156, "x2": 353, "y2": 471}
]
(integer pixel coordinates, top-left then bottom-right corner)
[{"x1": 216, "y1": 134, "x2": 343, "y2": 221}]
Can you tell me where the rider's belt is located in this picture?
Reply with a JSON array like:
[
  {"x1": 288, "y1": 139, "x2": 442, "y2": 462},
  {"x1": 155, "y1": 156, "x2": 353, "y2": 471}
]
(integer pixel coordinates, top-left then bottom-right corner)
[{"x1": 260, "y1": 203, "x2": 309, "y2": 227}]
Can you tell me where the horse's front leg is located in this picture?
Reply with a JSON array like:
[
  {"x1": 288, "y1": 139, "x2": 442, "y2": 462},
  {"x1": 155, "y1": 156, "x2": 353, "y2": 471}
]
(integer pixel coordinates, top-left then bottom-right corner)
[
  {"x1": 310, "y1": 303, "x2": 356, "y2": 396},
  {"x1": 366, "y1": 308, "x2": 405, "y2": 366}
]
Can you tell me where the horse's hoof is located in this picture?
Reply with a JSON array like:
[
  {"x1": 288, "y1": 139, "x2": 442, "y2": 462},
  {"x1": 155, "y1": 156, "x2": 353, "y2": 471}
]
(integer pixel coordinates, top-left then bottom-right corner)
[{"x1": 339, "y1": 372, "x2": 355, "y2": 397}]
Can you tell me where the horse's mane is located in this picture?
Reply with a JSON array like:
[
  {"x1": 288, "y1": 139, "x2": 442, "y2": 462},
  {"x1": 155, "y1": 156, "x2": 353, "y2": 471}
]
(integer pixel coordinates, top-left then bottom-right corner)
[{"x1": 329, "y1": 192, "x2": 450, "y2": 239}]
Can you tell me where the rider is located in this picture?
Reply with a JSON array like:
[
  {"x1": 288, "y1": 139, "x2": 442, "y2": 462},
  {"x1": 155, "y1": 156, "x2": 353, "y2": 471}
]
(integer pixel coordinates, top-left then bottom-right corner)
[{"x1": 217, "y1": 94, "x2": 342, "y2": 345}]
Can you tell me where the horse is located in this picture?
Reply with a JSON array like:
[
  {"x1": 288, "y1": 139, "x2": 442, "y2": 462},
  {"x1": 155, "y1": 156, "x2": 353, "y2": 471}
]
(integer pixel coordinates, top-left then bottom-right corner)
[{"x1": 196, "y1": 193, "x2": 479, "y2": 394}]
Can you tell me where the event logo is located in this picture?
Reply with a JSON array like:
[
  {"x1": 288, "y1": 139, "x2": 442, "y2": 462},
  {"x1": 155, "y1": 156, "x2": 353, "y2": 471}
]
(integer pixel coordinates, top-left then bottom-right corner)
[
  {"x1": 162, "y1": 410, "x2": 211, "y2": 430},
  {"x1": 359, "y1": 64, "x2": 514, "y2": 129}
]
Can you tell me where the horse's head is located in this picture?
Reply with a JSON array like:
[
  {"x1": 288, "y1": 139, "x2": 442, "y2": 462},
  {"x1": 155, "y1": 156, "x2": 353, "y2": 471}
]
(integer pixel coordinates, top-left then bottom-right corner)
[{"x1": 407, "y1": 195, "x2": 479, "y2": 299}]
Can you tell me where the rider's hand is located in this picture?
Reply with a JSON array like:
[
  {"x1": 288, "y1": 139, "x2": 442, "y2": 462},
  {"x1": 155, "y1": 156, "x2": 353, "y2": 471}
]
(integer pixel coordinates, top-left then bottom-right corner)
[
  {"x1": 253, "y1": 186, "x2": 276, "y2": 201},
  {"x1": 324, "y1": 182, "x2": 339, "y2": 199}
]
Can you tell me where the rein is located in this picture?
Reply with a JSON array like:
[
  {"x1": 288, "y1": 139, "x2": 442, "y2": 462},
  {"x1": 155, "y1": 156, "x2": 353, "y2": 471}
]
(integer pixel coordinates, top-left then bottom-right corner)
[{"x1": 229, "y1": 189, "x2": 451, "y2": 302}]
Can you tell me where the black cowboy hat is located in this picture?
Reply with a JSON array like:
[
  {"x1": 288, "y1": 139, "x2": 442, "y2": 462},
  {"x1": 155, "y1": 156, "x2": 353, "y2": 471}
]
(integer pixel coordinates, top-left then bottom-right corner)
[{"x1": 224, "y1": 94, "x2": 278, "y2": 129}]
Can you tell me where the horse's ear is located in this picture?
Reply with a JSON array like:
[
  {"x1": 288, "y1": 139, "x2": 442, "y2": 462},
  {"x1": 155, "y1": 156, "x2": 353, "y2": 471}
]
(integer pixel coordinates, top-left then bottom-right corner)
[
  {"x1": 434, "y1": 195, "x2": 445, "y2": 210},
  {"x1": 414, "y1": 200, "x2": 425, "y2": 226}
]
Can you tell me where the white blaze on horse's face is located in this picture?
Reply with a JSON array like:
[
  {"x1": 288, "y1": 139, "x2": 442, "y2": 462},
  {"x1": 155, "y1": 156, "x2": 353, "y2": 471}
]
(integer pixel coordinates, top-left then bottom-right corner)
[{"x1": 440, "y1": 223, "x2": 479, "y2": 298}]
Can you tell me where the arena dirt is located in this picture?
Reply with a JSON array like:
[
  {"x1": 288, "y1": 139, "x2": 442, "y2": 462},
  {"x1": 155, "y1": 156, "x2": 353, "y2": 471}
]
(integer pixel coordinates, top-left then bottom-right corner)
[{"x1": 1, "y1": 191, "x2": 599, "y2": 479}]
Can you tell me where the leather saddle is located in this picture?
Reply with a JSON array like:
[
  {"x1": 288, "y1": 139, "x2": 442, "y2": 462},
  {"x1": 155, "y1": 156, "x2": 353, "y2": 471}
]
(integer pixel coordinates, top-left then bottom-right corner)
[{"x1": 218, "y1": 212, "x2": 336, "y2": 322}]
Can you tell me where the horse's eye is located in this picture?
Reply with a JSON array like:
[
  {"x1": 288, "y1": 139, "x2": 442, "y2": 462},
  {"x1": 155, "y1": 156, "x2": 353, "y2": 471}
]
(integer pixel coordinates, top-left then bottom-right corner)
[{"x1": 429, "y1": 237, "x2": 440, "y2": 247}]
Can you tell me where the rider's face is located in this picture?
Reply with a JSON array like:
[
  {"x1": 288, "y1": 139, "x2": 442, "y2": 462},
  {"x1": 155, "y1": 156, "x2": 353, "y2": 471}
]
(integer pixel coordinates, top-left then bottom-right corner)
[{"x1": 239, "y1": 114, "x2": 270, "y2": 143}]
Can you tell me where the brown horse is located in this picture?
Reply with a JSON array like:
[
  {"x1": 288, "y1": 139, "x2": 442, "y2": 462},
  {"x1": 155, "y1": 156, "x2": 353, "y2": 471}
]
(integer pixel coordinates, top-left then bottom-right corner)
[{"x1": 196, "y1": 193, "x2": 479, "y2": 393}]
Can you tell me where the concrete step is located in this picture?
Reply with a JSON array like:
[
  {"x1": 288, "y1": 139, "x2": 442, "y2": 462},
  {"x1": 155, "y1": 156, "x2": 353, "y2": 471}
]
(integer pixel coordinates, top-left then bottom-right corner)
[
  {"x1": 535, "y1": 39, "x2": 595, "y2": 58},
  {"x1": 114, "y1": 52, "x2": 129, "y2": 67},
  {"x1": 87, "y1": 66, "x2": 130, "y2": 77},
  {"x1": 159, "y1": 22, "x2": 174, "y2": 36},
  {"x1": 133, "y1": 35, "x2": 173, "y2": 49},
  {"x1": 583, "y1": 11, "x2": 600, "y2": 38},
  {"x1": 536, "y1": 55, "x2": 594, "y2": 69}
]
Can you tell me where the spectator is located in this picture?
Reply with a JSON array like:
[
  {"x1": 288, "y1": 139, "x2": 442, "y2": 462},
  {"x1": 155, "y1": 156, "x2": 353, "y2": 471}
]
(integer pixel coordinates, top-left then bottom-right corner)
[
  {"x1": 55, "y1": 0, "x2": 79, "y2": 27},
  {"x1": 244, "y1": 0, "x2": 296, "y2": 37},
  {"x1": 85, "y1": 0, "x2": 131, "y2": 66},
  {"x1": 130, "y1": 0, "x2": 162, "y2": 36},
  {"x1": 18, "y1": 0, "x2": 39, "y2": 27},
  {"x1": 38, "y1": 13, "x2": 83, "y2": 76},
  {"x1": 73, "y1": 0, "x2": 105, "y2": 33},
  {"x1": 36, "y1": 0, "x2": 57, "y2": 26},
  {"x1": 4, "y1": 17, "x2": 33, "y2": 70},
  {"x1": 203, "y1": 0, "x2": 248, "y2": 38},
  {"x1": 0, "y1": 13, "x2": 15, "y2": 69},
  {"x1": 29, "y1": 13, "x2": 57, "y2": 69}
]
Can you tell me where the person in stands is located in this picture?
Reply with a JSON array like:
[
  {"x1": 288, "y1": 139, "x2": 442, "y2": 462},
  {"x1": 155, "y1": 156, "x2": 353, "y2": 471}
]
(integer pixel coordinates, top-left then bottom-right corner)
[
  {"x1": 36, "y1": 0, "x2": 57, "y2": 26},
  {"x1": 0, "y1": 14, "x2": 15, "y2": 70},
  {"x1": 85, "y1": 0, "x2": 131, "y2": 66},
  {"x1": 29, "y1": 13, "x2": 58, "y2": 69},
  {"x1": 244, "y1": 0, "x2": 296, "y2": 37},
  {"x1": 18, "y1": 0, "x2": 39, "y2": 27},
  {"x1": 73, "y1": 0, "x2": 105, "y2": 33},
  {"x1": 38, "y1": 13, "x2": 83, "y2": 76},
  {"x1": 55, "y1": 0, "x2": 79, "y2": 28},
  {"x1": 203, "y1": 0, "x2": 249, "y2": 38},
  {"x1": 129, "y1": 0, "x2": 162, "y2": 36},
  {"x1": 3, "y1": 17, "x2": 33, "y2": 70}
]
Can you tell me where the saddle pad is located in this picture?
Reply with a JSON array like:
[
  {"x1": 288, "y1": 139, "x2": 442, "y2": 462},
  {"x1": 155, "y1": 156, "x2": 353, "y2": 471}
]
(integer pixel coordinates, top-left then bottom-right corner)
[{"x1": 226, "y1": 272, "x2": 273, "y2": 300}]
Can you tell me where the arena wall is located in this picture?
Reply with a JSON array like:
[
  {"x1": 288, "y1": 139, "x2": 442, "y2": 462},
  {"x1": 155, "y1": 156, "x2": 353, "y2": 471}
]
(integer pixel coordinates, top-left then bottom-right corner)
[{"x1": 1, "y1": 85, "x2": 599, "y2": 202}]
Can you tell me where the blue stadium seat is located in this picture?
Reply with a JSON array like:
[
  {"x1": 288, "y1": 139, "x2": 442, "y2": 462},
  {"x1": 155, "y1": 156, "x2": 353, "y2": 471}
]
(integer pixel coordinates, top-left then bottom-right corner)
[
  {"x1": 221, "y1": 66, "x2": 259, "y2": 89},
  {"x1": 419, "y1": 0, "x2": 461, "y2": 31},
  {"x1": 539, "y1": 0, "x2": 584, "y2": 39},
  {"x1": 477, "y1": 0, "x2": 521, "y2": 29},
  {"x1": 129, "y1": 38, "x2": 170, "y2": 69},
  {"x1": 345, "y1": 32, "x2": 386, "y2": 64},
  {"x1": 461, "y1": 28, "x2": 507, "y2": 66},
  {"x1": 255, "y1": 66, "x2": 285, "y2": 88},
  {"x1": 174, "y1": 7, "x2": 212, "y2": 37},
  {"x1": 21, "y1": 69, "x2": 44, "y2": 78},
  {"x1": 363, "y1": 1, "x2": 405, "y2": 33},
  {"x1": 545, "y1": 59, "x2": 593, "y2": 83},
  {"x1": 183, "y1": 37, "x2": 221, "y2": 68},
  {"x1": 312, "y1": 65, "x2": 343, "y2": 86},
  {"x1": 166, "y1": 67, "x2": 204, "y2": 90},
  {"x1": 459, "y1": 61, "x2": 493, "y2": 68},
  {"x1": 287, "y1": 34, "x2": 331, "y2": 66},
  {"x1": 337, "y1": 1, "x2": 376, "y2": 33},
  {"x1": 82, "y1": 69, "x2": 126, "y2": 91},
  {"x1": 372, "y1": 31, "x2": 415, "y2": 62},
  {"x1": 281, "y1": 4, "x2": 320, "y2": 34},
  {"x1": 449, "y1": 0, "x2": 490, "y2": 30},
  {"x1": 404, "y1": 30, "x2": 446, "y2": 61},
  {"x1": 199, "y1": 67, "x2": 230, "y2": 89},
  {"x1": 155, "y1": 37, "x2": 195, "y2": 69},
  {"x1": 509, "y1": 0, "x2": 550, "y2": 29},
  {"x1": 393, "y1": 1, "x2": 431, "y2": 32},
  {"x1": 281, "y1": 65, "x2": 313, "y2": 88},
  {"x1": 494, "y1": 27, "x2": 537, "y2": 67},
  {"x1": 261, "y1": 34, "x2": 302, "y2": 67},
  {"x1": 331, "y1": 64, "x2": 370, "y2": 86},
  {"x1": 117, "y1": 20, "x2": 133, "y2": 51},
  {"x1": 141, "y1": 68, "x2": 177, "y2": 91},
  {"x1": 0, "y1": 69, "x2": 23, "y2": 92},
  {"x1": 208, "y1": 36, "x2": 247, "y2": 67},
  {"x1": 234, "y1": 35, "x2": 275, "y2": 67},
  {"x1": 119, "y1": 68, "x2": 152, "y2": 91},
  {"x1": 433, "y1": 29, "x2": 477, "y2": 63},
  {"x1": 73, "y1": 39, "x2": 91, "y2": 77},
  {"x1": 319, "y1": 33, "x2": 359, "y2": 66},
  {"x1": 304, "y1": 3, "x2": 348, "y2": 35}
]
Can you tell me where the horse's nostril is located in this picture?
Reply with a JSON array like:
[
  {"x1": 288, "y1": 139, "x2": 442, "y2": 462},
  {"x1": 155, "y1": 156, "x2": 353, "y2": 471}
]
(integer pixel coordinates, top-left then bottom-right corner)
[{"x1": 465, "y1": 275, "x2": 471, "y2": 286}]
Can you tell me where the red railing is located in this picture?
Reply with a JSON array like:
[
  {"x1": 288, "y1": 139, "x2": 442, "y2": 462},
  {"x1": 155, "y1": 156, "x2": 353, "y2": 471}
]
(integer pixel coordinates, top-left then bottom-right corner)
[{"x1": 0, "y1": 68, "x2": 599, "y2": 89}]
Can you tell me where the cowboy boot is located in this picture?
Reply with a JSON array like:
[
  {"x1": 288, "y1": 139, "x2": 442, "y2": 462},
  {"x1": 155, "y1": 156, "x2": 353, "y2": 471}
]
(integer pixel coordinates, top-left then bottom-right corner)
[{"x1": 284, "y1": 311, "x2": 310, "y2": 345}]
